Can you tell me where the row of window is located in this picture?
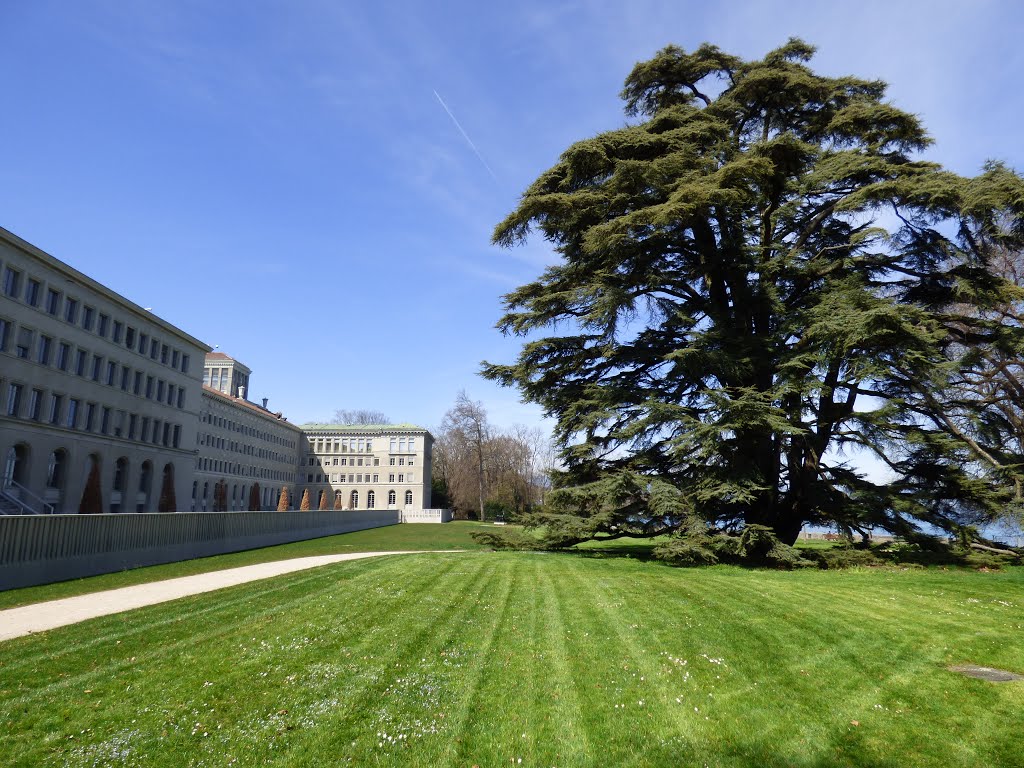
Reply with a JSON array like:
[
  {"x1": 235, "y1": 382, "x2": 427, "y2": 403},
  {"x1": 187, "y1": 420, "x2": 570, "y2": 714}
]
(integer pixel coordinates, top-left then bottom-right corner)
[
  {"x1": 195, "y1": 456, "x2": 291, "y2": 482},
  {"x1": 305, "y1": 436, "x2": 420, "y2": 454},
  {"x1": 1, "y1": 379, "x2": 183, "y2": 448},
  {"x1": 201, "y1": 410, "x2": 296, "y2": 449},
  {"x1": 1, "y1": 261, "x2": 192, "y2": 374},
  {"x1": 0, "y1": 316, "x2": 188, "y2": 410},
  {"x1": 305, "y1": 472, "x2": 415, "y2": 484},
  {"x1": 199, "y1": 432, "x2": 290, "y2": 465},
  {"x1": 313, "y1": 489, "x2": 413, "y2": 509}
]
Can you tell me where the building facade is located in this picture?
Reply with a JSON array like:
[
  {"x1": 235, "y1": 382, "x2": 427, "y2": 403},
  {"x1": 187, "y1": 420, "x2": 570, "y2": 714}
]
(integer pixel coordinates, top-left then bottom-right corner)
[
  {"x1": 194, "y1": 371, "x2": 303, "y2": 511},
  {"x1": 1, "y1": 227, "x2": 435, "y2": 516},
  {"x1": 0, "y1": 227, "x2": 209, "y2": 514},
  {"x1": 298, "y1": 424, "x2": 433, "y2": 511}
]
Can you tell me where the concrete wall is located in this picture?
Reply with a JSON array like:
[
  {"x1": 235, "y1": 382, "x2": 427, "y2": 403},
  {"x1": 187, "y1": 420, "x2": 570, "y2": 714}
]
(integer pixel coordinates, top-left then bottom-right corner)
[{"x1": 0, "y1": 509, "x2": 398, "y2": 591}]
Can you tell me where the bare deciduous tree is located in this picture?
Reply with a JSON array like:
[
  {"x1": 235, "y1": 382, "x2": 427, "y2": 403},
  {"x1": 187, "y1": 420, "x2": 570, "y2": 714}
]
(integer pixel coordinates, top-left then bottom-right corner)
[{"x1": 332, "y1": 409, "x2": 391, "y2": 425}]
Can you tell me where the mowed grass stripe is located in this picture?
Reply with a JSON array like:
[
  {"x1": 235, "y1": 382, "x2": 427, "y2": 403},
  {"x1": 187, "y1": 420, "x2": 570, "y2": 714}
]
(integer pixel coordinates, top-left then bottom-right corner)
[
  {"x1": 2, "y1": 554, "x2": 475, "y2": 766},
  {"x1": 2, "y1": 549, "x2": 1024, "y2": 767}
]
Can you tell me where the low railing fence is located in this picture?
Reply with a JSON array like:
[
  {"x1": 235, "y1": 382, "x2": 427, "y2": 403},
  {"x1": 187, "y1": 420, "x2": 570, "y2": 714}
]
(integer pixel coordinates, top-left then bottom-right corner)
[
  {"x1": 400, "y1": 508, "x2": 453, "y2": 524},
  {"x1": 0, "y1": 509, "x2": 399, "y2": 591}
]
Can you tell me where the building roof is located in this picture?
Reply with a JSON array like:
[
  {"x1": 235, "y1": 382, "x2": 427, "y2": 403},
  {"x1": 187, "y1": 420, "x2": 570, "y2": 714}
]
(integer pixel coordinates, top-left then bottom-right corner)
[
  {"x1": 205, "y1": 352, "x2": 232, "y2": 360},
  {"x1": 201, "y1": 385, "x2": 303, "y2": 431},
  {"x1": 0, "y1": 225, "x2": 212, "y2": 352}
]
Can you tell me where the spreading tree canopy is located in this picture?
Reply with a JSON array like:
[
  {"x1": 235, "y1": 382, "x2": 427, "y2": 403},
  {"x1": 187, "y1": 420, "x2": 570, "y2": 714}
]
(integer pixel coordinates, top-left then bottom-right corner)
[{"x1": 485, "y1": 39, "x2": 1024, "y2": 548}]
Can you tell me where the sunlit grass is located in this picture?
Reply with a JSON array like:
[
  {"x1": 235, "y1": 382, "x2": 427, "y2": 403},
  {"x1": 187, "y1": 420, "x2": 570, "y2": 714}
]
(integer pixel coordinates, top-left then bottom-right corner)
[
  {"x1": 2, "y1": 550, "x2": 1023, "y2": 767},
  {"x1": 0, "y1": 521, "x2": 496, "y2": 610}
]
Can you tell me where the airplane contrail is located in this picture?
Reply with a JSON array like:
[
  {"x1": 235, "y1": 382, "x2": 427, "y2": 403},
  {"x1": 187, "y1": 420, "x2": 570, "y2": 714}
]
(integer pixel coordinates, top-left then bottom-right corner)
[{"x1": 433, "y1": 89, "x2": 499, "y2": 183}]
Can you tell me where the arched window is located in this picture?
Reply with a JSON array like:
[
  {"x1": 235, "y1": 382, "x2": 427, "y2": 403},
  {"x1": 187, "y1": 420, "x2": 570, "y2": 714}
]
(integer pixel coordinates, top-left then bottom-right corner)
[
  {"x1": 202, "y1": 481, "x2": 209, "y2": 512},
  {"x1": 3, "y1": 443, "x2": 29, "y2": 489},
  {"x1": 405, "y1": 490, "x2": 414, "y2": 507},
  {"x1": 46, "y1": 449, "x2": 67, "y2": 490},
  {"x1": 137, "y1": 461, "x2": 153, "y2": 512},
  {"x1": 349, "y1": 490, "x2": 359, "y2": 509},
  {"x1": 191, "y1": 481, "x2": 198, "y2": 512},
  {"x1": 388, "y1": 489, "x2": 396, "y2": 507},
  {"x1": 367, "y1": 490, "x2": 375, "y2": 509},
  {"x1": 334, "y1": 490, "x2": 343, "y2": 509},
  {"x1": 110, "y1": 457, "x2": 129, "y2": 513}
]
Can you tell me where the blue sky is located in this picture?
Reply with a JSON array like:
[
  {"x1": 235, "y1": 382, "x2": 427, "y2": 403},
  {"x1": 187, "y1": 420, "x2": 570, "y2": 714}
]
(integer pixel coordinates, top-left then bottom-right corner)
[{"x1": 2, "y1": 0, "x2": 1022, "y2": 434}]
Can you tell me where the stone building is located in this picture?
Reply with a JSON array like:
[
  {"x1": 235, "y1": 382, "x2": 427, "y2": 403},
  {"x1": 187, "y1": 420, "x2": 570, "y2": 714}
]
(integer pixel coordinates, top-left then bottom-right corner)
[
  {"x1": 298, "y1": 424, "x2": 433, "y2": 511},
  {"x1": 1, "y1": 227, "x2": 434, "y2": 515},
  {"x1": 0, "y1": 227, "x2": 208, "y2": 514},
  {"x1": 193, "y1": 360, "x2": 302, "y2": 512}
]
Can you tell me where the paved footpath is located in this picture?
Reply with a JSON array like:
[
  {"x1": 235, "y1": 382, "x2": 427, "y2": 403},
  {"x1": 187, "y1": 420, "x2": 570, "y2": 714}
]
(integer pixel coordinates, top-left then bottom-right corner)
[{"x1": 0, "y1": 551, "x2": 452, "y2": 642}]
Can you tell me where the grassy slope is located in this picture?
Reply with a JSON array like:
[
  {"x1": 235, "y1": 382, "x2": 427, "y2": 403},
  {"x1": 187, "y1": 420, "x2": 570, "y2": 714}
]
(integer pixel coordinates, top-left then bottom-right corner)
[
  {"x1": 1, "y1": 546, "x2": 1022, "y2": 767},
  {"x1": 0, "y1": 521, "x2": 492, "y2": 610}
]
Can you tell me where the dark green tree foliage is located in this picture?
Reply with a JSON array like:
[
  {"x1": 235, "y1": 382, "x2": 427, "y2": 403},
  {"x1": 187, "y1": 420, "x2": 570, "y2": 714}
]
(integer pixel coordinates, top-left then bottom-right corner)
[{"x1": 485, "y1": 40, "x2": 1024, "y2": 548}]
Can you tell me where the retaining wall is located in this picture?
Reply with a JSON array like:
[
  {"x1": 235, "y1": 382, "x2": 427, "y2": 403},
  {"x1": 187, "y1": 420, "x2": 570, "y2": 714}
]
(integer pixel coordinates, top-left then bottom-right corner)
[{"x1": 0, "y1": 510, "x2": 399, "y2": 591}]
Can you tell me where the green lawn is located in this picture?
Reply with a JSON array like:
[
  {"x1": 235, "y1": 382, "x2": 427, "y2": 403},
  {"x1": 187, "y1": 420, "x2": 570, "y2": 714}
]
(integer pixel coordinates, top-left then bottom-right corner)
[
  {"x1": 0, "y1": 521, "x2": 493, "y2": 610},
  {"x1": 1, "y1": 533, "x2": 1022, "y2": 766}
]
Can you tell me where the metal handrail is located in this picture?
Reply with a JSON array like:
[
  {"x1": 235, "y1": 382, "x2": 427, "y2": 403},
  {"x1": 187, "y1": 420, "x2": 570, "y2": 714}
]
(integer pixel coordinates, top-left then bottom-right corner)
[
  {"x1": 1, "y1": 479, "x2": 55, "y2": 514},
  {"x1": 0, "y1": 487, "x2": 34, "y2": 515}
]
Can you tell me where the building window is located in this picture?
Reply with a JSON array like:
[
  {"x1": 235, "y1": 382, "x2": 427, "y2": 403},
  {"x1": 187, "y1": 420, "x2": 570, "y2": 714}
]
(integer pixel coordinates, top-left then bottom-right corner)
[
  {"x1": 177, "y1": 388, "x2": 185, "y2": 408},
  {"x1": 161, "y1": 344, "x2": 168, "y2": 364},
  {"x1": 398, "y1": 474, "x2": 404, "y2": 483},
  {"x1": 37, "y1": 335, "x2": 52, "y2": 365},
  {"x1": 372, "y1": 473, "x2": 379, "y2": 483},
  {"x1": 125, "y1": 326, "x2": 135, "y2": 349},
  {"x1": 171, "y1": 349, "x2": 179, "y2": 368},
  {"x1": 350, "y1": 490, "x2": 359, "y2": 508},
  {"x1": 389, "y1": 473, "x2": 395, "y2": 483},
  {"x1": 48, "y1": 393, "x2": 62, "y2": 424},
  {"x1": 106, "y1": 361, "x2": 117, "y2": 386},
  {"x1": 7, "y1": 383, "x2": 24, "y2": 417},
  {"x1": 173, "y1": 425, "x2": 181, "y2": 448},
  {"x1": 101, "y1": 406, "x2": 111, "y2": 435},
  {"x1": 45, "y1": 288, "x2": 61, "y2": 315},
  {"x1": 56, "y1": 342, "x2": 70, "y2": 371},
  {"x1": 405, "y1": 490, "x2": 414, "y2": 506},
  {"x1": 156, "y1": 380, "x2": 165, "y2": 401},
  {"x1": 138, "y1": 333, "x2": 148, "y2": 355},
  {"x1": 82, "y1": 306, "x2": 95, "y2": 331},
  {"x1": 2, "y1": 267, "x2": 21, "y2": 298},
  {"x1": 75, "y1": 349, "x2": 87, "y2": 376},
  {"x1": 150, "y1": 340, "x2": 160, "y2": 360},
  {"x1": 367, "y1": 490, "x2": 375, "y2": 509},
  {"x1": 121, "y1": 365, "x2": 131, "y2": 391},
  {"x1": 181, "y1": 353, "x2": 190, "y2": 373},
  {"x1": 398, "y1": 457, "x2": 405, "y2": 466},
  {"x1": 128, "y1": 413, "x2": 137, "y2": 439},
  {"x1": 140, "y1": 417, "x2": 150, "y2": 441},
  {"x1": 64, "y1": 297, "x2": 78, "y2": 323},
  {"x1": 66, "y1": 398, "x2": 79, "y2": 429},
  {"x1": 0, "y1": 317, "x2": 8, "y2": 352},
  {"x1": 85, "y1": 402, "x2": 97, "y2": 431},
  {"x1": 15, "y1": 327, "x2": 32, "y2": 359},
  {"x1": 389, "y1": 457, "x2": 396, "y2": 466},
  {"x1": 388, "y1": 489, "x2": 396, "y2": 506},
  {"x1": 408, "y1": 437, "x2": 416, "y2": 451},
  {"x1": 97, "y1": 313, "x2": 109, "y2": 337},
  {"x1": 24, "y1": 279, "x2": 40, "y2": 306},
  {"x1": 133, "y1": 371, "x2": 142, "y2": 395},
  {"x1": 91, "y1": 355, "x2": 102, "y2": 381},
  {"x1": 145, "y1": 376, "x2": 154, "y2": 398},
  {"x1": 390, "y1": 438, "x2": 397, "y2": 452},
  {"x1": 112, "y1": 320, "x2": 123, "y2": 343}
]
